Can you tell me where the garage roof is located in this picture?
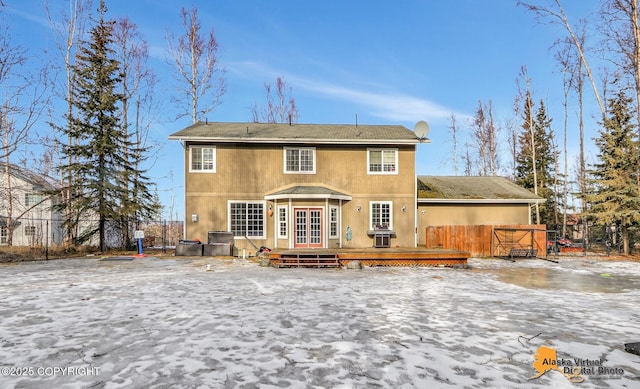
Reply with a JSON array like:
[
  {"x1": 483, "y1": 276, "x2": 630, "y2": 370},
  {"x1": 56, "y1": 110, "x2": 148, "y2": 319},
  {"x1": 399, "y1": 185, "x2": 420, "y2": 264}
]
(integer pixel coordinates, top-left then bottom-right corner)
[{"x1": 417, "y1": 176, "x2": 544, "y2": 204}]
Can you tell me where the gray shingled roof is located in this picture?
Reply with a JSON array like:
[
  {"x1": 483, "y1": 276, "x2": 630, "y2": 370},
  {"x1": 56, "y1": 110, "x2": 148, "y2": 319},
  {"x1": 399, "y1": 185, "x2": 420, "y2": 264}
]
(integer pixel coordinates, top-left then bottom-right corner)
[
  {"x1": 4, "y1": 164, "x2": 58, "y2": 191},
  {"x1": 417, "y1": 176, "x2": 543, "y2": 203},
  {"x1": 168, "y1": 121, "x2": 421, "y2": 144},
  {"x1": 264, "y1": 185, "x2": 351, "y2": 200}
]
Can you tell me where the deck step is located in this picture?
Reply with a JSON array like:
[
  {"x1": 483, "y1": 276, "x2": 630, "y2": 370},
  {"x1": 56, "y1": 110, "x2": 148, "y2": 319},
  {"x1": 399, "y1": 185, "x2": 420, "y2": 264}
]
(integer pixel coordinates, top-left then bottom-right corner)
[{"x1": 271, "y1": 253, "x2": 340, "y2": 268}]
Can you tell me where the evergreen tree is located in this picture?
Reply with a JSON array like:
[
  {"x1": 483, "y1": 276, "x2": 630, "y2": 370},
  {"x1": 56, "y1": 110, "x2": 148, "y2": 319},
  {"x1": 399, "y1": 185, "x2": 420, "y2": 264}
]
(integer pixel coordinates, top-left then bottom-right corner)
[
  {"x1": 586, "y1": 89, "x2": 640, "y2": 254},
  {"x1": 54, "y1": 1, "x2": 141, "y2": 251},
  {"x1": 515, "y1": 98, "x2": 558, "y2": 225}
]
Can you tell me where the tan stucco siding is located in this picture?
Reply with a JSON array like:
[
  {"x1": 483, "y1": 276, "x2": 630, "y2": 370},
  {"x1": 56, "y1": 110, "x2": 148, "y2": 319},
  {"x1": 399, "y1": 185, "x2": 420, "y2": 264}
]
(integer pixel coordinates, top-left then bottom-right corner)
[
  {"x1": 183, "y1": 143, "x2": 416, "y2": 249},
  {"x1": 186, "y1": 144, "x2": 414, "y2": 194}
]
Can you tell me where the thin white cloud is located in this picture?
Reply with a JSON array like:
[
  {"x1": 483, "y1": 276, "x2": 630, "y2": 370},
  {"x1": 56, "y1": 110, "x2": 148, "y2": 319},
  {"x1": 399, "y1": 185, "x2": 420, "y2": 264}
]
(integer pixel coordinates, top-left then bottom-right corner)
[
  {"x1": 302, "y1": 81, "x2": 463, "y2": 123},
  {"x1": 230, "y1": 60, "x2": 469, "y2": 124}
]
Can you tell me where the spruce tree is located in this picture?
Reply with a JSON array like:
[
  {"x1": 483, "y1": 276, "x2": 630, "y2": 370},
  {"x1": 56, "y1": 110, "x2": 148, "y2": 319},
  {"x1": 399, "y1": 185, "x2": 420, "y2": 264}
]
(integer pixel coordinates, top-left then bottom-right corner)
[
  {"x1": 55, "y1": 1, "x2": 132, "y2": 251},
  {"x1": 515, "y1": 99, "x2": 558, "y2": 226},
  {"x1": 586, "y1": 89, "x2": 640, "y2": 254}
]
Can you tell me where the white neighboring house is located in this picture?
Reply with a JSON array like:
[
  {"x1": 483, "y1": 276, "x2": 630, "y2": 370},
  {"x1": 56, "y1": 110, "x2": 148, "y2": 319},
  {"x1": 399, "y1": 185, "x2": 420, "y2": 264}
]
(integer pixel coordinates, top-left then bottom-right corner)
[{"x1": 0, "y1": 164, "x2": 64, "y2": 246}]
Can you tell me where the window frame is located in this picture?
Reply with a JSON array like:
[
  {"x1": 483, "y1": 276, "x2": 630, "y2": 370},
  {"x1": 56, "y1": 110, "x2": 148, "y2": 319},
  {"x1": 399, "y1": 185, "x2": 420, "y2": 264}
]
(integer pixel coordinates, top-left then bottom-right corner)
[
  {"x1": 228, "y1": 201, "x2": 266, "y2": 239},
  {"x1": 277, "y1": 206, "x2": 288, "y2": 239},
  {"x1": 189, "y1": 146, "x2": 216, "y2": 173},
  {"x1": 369, "y1": 201, "x2": 393, "y2": 230},
  {"x1": 24, "y1": 225, "x2": 37, "y2": 237},
  {"x1": 283, "y1": 147, "x2": 316, "y2": 174},
  {"x1": 367, "y1": 148, "x2": 398, "y2": 175},
  {"x1": 25, "y1": 193, "x2": 43, "y2": 207},
  {"x1": 329, "y1": 206, "x2": 339, "y2": 239}
]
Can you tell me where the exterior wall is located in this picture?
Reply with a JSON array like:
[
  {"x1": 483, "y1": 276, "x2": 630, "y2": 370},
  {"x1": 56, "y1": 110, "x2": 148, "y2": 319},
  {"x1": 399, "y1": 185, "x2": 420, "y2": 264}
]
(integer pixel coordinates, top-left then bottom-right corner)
[
  {"x1": 417, "y1": 203, "x2": 531, "y2": 246},
  {"x1": 184, "y1": 143, "x2": 416, "y2": 251},
  {"x1": 0, "y1": 172, "x2": 64, "y2": 247}
]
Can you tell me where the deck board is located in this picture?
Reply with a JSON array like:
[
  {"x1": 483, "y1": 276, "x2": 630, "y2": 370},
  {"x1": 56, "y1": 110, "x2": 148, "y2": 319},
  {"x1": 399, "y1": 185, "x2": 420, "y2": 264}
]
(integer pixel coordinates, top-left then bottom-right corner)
[{"x1": 269, "y1": 248, "x2": 469, "y2": 268}]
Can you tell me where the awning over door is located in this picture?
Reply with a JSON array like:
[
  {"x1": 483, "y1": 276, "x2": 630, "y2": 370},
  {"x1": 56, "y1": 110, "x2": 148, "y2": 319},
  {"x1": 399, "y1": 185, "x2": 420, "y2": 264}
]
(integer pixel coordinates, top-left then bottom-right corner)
[
  {"x1": 0, "y1": 216, "x2": 21, "y2": 227},
  {"x1": 264, "y1": 185, "x2": 351, "y2": 201}
]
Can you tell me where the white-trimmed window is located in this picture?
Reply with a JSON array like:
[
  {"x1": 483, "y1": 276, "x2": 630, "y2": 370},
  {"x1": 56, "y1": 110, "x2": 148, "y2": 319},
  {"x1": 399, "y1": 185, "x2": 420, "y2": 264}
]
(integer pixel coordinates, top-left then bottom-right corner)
[
  {"x1": 1, "y1": 227, "x2": 7, "y2": 244},
  {"x1": 25, "y1": 193, "x2": 43, "y2": 207},
  {"x1": 278, "y1": 206, "x2": 288, "y2": 239},
  {"x1": 284, "y1": 147, "x2": 315, "y2": 174},
  {"x1": 24, "y1": 225, "x2": 37, "y2": 237},
  {"x1": 329, "y1": 206, "x2": 339, "y2": 238},
  {"x1": 368, "y1": 148, "x2": 397, "y2": 174},
  {"x1": 190, "y1": 146, "x2": 216, "y2": 172},
  {"x1": 370, "y1": 201, "x2": 392, "y2": 230},
  {"x1": 229, "y1": 201, "x2": 265, "y2": 238}
]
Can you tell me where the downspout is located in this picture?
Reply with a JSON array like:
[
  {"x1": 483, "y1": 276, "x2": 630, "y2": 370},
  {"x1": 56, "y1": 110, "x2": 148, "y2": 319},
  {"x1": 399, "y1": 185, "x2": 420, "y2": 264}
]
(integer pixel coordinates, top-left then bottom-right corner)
[
  {"x1": 180, "y1": 140, "x2": 187, "y2": 239},
  {"x1": 414, "y1": 173, "x2": 418, "y2": 247}
]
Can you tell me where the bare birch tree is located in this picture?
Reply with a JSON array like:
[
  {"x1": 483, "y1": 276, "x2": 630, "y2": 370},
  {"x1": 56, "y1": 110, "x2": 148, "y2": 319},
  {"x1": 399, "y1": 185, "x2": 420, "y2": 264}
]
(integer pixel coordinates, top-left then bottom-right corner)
[
  {"x1": 599, "y1": 0, "x2": 640, "y2": 187},
  {"x1": 113, "y1": 17, "x2": 159, "y2": 245},
  {"x1": 45, "y1": 0, "x2": 93, "y2": 244},
  {"x1": 518, "y1": 0, "x2": 606, "y2": 118},
  {"x1": 469, "y1": 100, "x2": 499, "y2": 176},
  {"x1": 504, "y1": 117, "x2": 519, "y2": 180},
  {"x1": 0, "y1": 24, "x2": 47, "y2": 245},
  {"x1": 250, "y1": 76, "x2": 300, "y2": 124},
  {"x1": 167, "y1": 6, "x2": 225, "y2": 124},
  {"x1": 448, "y1": 113, "x2": 459, "y2": 176}
]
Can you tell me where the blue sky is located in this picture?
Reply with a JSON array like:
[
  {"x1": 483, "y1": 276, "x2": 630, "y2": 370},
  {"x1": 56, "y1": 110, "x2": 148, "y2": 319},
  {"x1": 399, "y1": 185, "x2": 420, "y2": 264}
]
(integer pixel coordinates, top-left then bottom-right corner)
[{"x1": 4, "y1": 1, "x2": 603, "y2": 219}]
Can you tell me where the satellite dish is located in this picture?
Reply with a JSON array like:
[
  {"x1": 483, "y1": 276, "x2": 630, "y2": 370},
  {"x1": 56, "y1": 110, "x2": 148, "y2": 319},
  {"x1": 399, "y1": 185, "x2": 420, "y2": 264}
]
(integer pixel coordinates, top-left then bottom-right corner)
[{"x1": 414, "y1": 120, "x2": 430, "y2": 140}]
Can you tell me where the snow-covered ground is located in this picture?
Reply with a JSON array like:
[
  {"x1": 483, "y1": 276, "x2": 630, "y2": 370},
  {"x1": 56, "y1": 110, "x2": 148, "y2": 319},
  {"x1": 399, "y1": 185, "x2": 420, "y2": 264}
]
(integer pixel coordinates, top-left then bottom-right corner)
[{"x1": 0, "y1": 256, "x2": 639, "y2": 388}]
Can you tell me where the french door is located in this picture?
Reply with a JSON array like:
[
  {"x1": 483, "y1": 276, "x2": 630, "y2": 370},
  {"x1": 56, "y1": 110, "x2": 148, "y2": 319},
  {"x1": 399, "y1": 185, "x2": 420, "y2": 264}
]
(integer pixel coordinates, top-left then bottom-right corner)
[{"x1": 294, "y1": 208, "x2": 323, "y2": 248}]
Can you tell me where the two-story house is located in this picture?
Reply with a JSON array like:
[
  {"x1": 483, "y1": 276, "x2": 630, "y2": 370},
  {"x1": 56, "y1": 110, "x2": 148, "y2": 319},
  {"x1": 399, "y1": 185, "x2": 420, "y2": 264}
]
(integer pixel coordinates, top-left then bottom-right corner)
[
  {"x1": 0, "y1": 164, "x2": 64, "y2": 246},
  {"x1": 168, "y1": 122, "x2": 420, "y2": 254}
]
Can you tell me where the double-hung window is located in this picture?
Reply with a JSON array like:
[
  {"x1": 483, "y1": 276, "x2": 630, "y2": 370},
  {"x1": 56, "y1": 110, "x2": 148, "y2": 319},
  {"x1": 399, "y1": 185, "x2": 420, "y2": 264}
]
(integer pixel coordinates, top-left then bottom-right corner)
[
  {"x1": 370, "y1": 201, "x2": 392, "y2": 230},
  {"x1": 25, "y1": 193, "x2": 43, "y2": 207},
  {"x1": 284, "y1": 147, "x2": 315, "y2": 174},
  {"x1": 329, "y1": 206, "x2": 339, "y2": 238},
  {"x1": 24, "y1": 226, "x2": 37, "y2": 237},
  {"x1": 229, "y1": 201, "x2": 265, "y2": 238},
  {"x1": 190, "y1": 146, "x2": 216, "y2": 172},
  {"x1": 368, "y1": 149, "x2": 397, "y2": 174},
  {"x1": 278, "y1": 206, "x2": 288, "y2": 239}
]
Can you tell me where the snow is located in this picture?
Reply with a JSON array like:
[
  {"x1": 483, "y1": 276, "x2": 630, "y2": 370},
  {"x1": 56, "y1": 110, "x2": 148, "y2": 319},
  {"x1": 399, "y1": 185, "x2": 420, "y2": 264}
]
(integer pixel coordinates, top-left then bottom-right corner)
[{"x1": 0, "y1": 256, "x2": 639, "y2": 388}]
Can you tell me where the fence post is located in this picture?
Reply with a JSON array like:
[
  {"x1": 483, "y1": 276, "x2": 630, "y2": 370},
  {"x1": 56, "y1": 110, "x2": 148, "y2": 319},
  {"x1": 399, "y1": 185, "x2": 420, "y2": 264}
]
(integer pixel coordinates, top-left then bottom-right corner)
[
  {"x1": 45, "y1": 220, "x2": 49, "y2": 261},
  {"x1": 162, "y1": 220, "x2": 167, "y2": 254}
]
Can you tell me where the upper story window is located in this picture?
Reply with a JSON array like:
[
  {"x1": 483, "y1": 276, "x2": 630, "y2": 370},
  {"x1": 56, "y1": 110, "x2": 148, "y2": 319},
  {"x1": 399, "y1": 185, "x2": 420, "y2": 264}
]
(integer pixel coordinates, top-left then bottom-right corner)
[
  {"x1": 25, "y1": 193, "x2": 43, "y2": 207},
  {"x1": 190, "y1": 146, "x2": 216, "y2": 173},
  {"x1": 284, "y1": 147, "x2": 315, "y2": 174},
  {"x1": 368, "y1": 148, "x2": 398, "y2": 174}
]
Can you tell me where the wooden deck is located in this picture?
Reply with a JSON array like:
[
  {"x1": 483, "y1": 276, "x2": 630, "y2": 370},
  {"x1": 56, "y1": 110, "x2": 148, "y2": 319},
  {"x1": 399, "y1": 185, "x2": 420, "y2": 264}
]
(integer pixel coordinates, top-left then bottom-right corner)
[{"x1": 269, "y1": 247, "x2": 469, "y2": 268}]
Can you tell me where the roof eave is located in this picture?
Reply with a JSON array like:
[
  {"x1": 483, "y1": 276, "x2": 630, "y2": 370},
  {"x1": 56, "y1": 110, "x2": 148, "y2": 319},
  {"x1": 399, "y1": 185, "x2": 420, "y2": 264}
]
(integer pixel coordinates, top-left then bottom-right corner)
[
  {"x1": 418, "y1": 198, "x2": 545, "y2": 204},
  {"x1": 168, "y1": 136, "x2": 421, "y2": 145},
  {"x1": 265, "y1": 194, "x2": 353, "y2": 201}
]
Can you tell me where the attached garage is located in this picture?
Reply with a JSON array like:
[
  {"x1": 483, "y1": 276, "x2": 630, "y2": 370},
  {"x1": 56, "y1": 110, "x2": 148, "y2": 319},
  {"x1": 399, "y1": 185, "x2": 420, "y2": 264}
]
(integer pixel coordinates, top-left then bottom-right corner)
[{"x1": 417, "y1": 176, "x2": 545, "y2": 256}]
